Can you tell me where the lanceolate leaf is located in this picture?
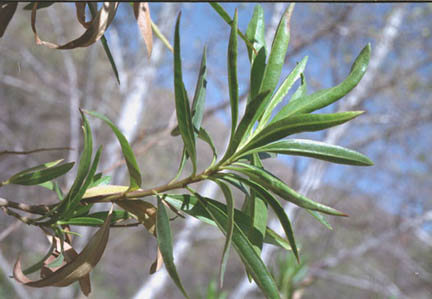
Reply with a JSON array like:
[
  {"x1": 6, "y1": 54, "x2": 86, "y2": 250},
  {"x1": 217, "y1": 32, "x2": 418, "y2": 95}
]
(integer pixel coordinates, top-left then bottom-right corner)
[
  {"x1": 240, "y1": 139, "x2": 373, "y2": 166},
  {"x1": 171, "y1": 147, "x2": 188, "y2": 183},
  {"x1": 273, "y1": 44, "x2": 371, "y2": 122},
  {"x1": 156, "y1": 196, "x2": 189, "y2": 298},
  {"x1": 87, "y1": 3, "x2": 120, "y2": 84},
  {"x1": 258, "y1": 56, "x2": 308, "y2": 129},
  {"x1": 57, "y1": 210, "x2": 130, "y2": 227},
  {"x1": 226, "y1": 162, "x2": 347, "y2": 216},
  {"x1": 245, "y1": 154, "x2": 268, "y2": 255},
  {"x1": 191, "y1": 46, "x2": 208, "y2": 132},
  {"x1": 7, "y1": 160, "x2": 74, "y2": 186},
  {"x1": 223, "y1": 90, "x2": 271, "y2": 160},
  {"x1": 64, "y1": 146, "x2": 103, "y2": 218},
  {"x1": 0, "y1": 2, "x2": 17, "y2": 38},
  {"x1": 161, "y1": 194, "x2": 292, "y2": 252},
  {"x1": 208, "y1": 3, "x2": 255, "y2": 55},
  {"x1": 307, "y1": 210, "x2": 333, "y2": 230},
  {"x1": 212, "y1": 179, "x2": 235, "y2": 287},
  {"x1": 223, "y1": 173, "x2": 299, "y2": 261},
  {"x1": 196, "y1": 195, "x2": 280, "y2": 298},
  {"x1": 246, "y1": 4, "x2": 266, "y2": 62},
  {"x1": 227, "y1": 10, "x2": 239, "y2": 143},
  {"x1": 84, "y1": 110, "x2": 142, "y2": 190},
  {"x1": 259, "y1": 5, "x2": 293, "y2": 96},
  {"x1": 14, "y1": 206, "x2": 113, "y2": 289},
  {"x1": 198, "y1": 127, "x2": 217, "y2": 165},
  {"x1": 57, "y1": 112, "x2": 93, "y2": 216},
  {"x1": 240, "y1": 111, "x2": 364, "y2": 154},
  {"x1": 289, "y1": 73, "x2": 307, "y2": 107},
  {"x1": 250, "y1": 47, "x2": 267, "y2": 101},
  {"x1": 173, "y1": 13, "x2": 197, "y2": 174}
]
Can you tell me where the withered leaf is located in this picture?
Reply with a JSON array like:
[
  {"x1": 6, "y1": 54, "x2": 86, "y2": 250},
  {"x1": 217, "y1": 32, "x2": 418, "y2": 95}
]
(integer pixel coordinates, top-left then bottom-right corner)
[
  {"x1": 0, "y1": 2, "x2": 17, "y2": 38},
  {"x1": 133, "y1": 2, "x2": 153, "y2": 58},
  {"x1": 42, "y1": 234, "x2": 91, "y2": 296},
  {"x1": 75, "y1": 2, "x2": 92, "y2": 29},
  {"x1": 13, "y1": 206, "x2": 113, "y2": 294},
  {"x1": 31, "y1": 2, "x2": 119, "y2": 49},
  {"x1": 149, "y1": 246, "x2": 163, "y2": 274},
  {"x1": 117, "y1": 200, "x2": 156, "y2": 235}
]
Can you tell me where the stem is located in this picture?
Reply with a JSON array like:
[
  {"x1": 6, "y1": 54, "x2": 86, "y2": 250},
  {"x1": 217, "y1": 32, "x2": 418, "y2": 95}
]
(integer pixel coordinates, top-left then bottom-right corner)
[{"x1": 0, "y1": 197, "x2": 51, "y2": 215}]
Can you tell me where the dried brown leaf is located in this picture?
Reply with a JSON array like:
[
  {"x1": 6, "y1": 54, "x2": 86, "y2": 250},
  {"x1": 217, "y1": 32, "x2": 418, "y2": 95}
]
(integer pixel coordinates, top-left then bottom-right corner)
[
  {"x1": 31, "y1": 2, "x2": 119, "y2": 49},
  {"x1": 149, "y1": 246, "x2": 163, "y2": 274},
  {"x1": 13, "y1": 206, "x2": 113, "y2": 294},
  {"x1": 75, "y1": 2, "x2": 92, "y2": 29},
  {"x1": 133, "y1": 2, "x2": 153, "y2": 58},
  {"x1": 43, "y1": 234, "x2": 91, "y2": 296},
  {"x1": 117, "y1": 200, "x2": 156, "y2": 235},
  {"x1": 0, "y1": 2, "x2": 17, "y2": 38}
]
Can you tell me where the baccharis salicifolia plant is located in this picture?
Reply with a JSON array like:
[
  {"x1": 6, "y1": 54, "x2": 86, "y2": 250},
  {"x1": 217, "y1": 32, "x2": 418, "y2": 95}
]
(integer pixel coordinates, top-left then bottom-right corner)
[{"x1": 0, "y1": 3, "x2": 372, "y2": 298}]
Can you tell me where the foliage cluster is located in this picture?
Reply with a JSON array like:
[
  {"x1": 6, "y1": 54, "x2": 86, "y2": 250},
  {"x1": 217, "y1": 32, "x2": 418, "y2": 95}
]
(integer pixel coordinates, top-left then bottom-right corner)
[{"x1": 0, "y1": 3, "x2": 372, "y2": 298}]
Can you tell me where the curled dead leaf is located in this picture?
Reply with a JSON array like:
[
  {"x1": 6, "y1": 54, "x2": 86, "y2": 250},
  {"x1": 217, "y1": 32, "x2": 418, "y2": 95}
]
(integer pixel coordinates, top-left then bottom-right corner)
[
  {"x1": 31, "y1": 2, "x2": 119, "y2": 49},
  {"x1": 133, "y1": 2, "x2": 153, "y2": 58},
  {"x1": 13, "y1": 206, "x2": 113, "y2": 295},
  {"x1": 0, "y1": 2, "x2": 17, "y2": 38},
  {"x1": 117, "y1": 200, "x2": 156, "y2": 235},
  {"x1": 75, "y1": 2, "x2": 92, "y2": 29},
  {"x1": 149, "y1": 246, "x2": 163, "y2": 274}
]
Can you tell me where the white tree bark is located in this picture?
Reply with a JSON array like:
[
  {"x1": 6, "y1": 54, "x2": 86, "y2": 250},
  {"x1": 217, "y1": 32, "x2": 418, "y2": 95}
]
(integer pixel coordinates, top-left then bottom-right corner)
[{"x1": 231, "y1": 5, "x2": 406, "y2": 298}]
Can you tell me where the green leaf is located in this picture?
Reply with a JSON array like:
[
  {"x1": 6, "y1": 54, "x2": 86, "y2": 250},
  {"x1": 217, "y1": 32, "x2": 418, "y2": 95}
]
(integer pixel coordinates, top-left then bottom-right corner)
[
  {"x1": 240, "y1": 111, "x2": 364, "y2": 155},
  {"x1": 22, "y1": 242, "x2": 56, "y2": 275},
  {"x1": 208, "y1": 3, "x2": 255, "y2": 55},
  {"x1": 63, "y1": 146, "x2": 103, "y2": 219},
  {"x1": 227, "y1": 9, "x2": 239, "y2": 143},
  {"x1": 57, "y1": 210, "x2": 130, "y2": 226},
  {"x1": 245, "y1": 154, "x2": 268, "y2": 255},
  {"x1": 259, "y1": 5, "x2": 293, "y2": 97},
  {"x1": 23, "y1": 2, "x2": 54, "y2": 10},
  {"x1": 195, "y1": 194, "x2": 280, "y2": 299},
  {"x1": 289, "y1": 73, "x2": 307, "y2": 106},
  {"x1": 258, "y1": 56, "x2": 308, "y2": 129},
  {"x1": 173, "y1": 13, "x2": 197, "y2": 175},
  {"x1": 212, "y1": 179, "x2": 234, "y2": 288},
  {"x1": 171, "y1": 147, "x2": 188, "y2": 183},
  {"x1": 249, "y1": 47, "x2": 267, "y2": 101},
  {"x1": 87, "y1": 3, "x2": 120, "y2": 84},
  {"x1": 226, "y1": 162, "x2": 348, "y2": 216},
  {"x1": 225, "y1": 174, "x2": 299, "y2": 261},
  {"x1": 246, "y1": 4, "x2": 266, "y2": 62},
  {"x1": 223, "y1": 90, "x2": 272, "y2": 160},
  {"x1": 240, "y1": 139, "x2": 373, "y2": 166},
  {"x1": 84, "y1": 110, "x2": 141, "y2": 190},
  {"x1": 273, "y1": 44, "x2": 371, "y2": 121},
  {"x1": 88, "y1": 173, "x2": 111, "y2": 188},
  {"x1": 198, "y1": 127, "x2": 217, "y2": 165},
  {"x1": 64, "y1": 112, "x2": 93, "y2": 205},
  {"x1": 161, "y1": 193, "x2": 292, "y2": 252},
  {"x1": 191, "y1": 46, "x2": 207, "y2": 132},
  {"x1": 307, "y1": 210, "x2": 332, "y2": 230},
  {"x1": 156, "y1": 196, "x2": 189, "y2": 298},
  {"x1": 7, "y1": 160, "x2": 74, "y2": 186}
]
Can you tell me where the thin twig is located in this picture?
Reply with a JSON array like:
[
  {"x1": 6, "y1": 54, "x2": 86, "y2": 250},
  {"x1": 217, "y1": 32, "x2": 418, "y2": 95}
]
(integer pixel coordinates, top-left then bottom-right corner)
[{"x1": 0, "y1": 147, "x2": 72, "y2": 156}]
